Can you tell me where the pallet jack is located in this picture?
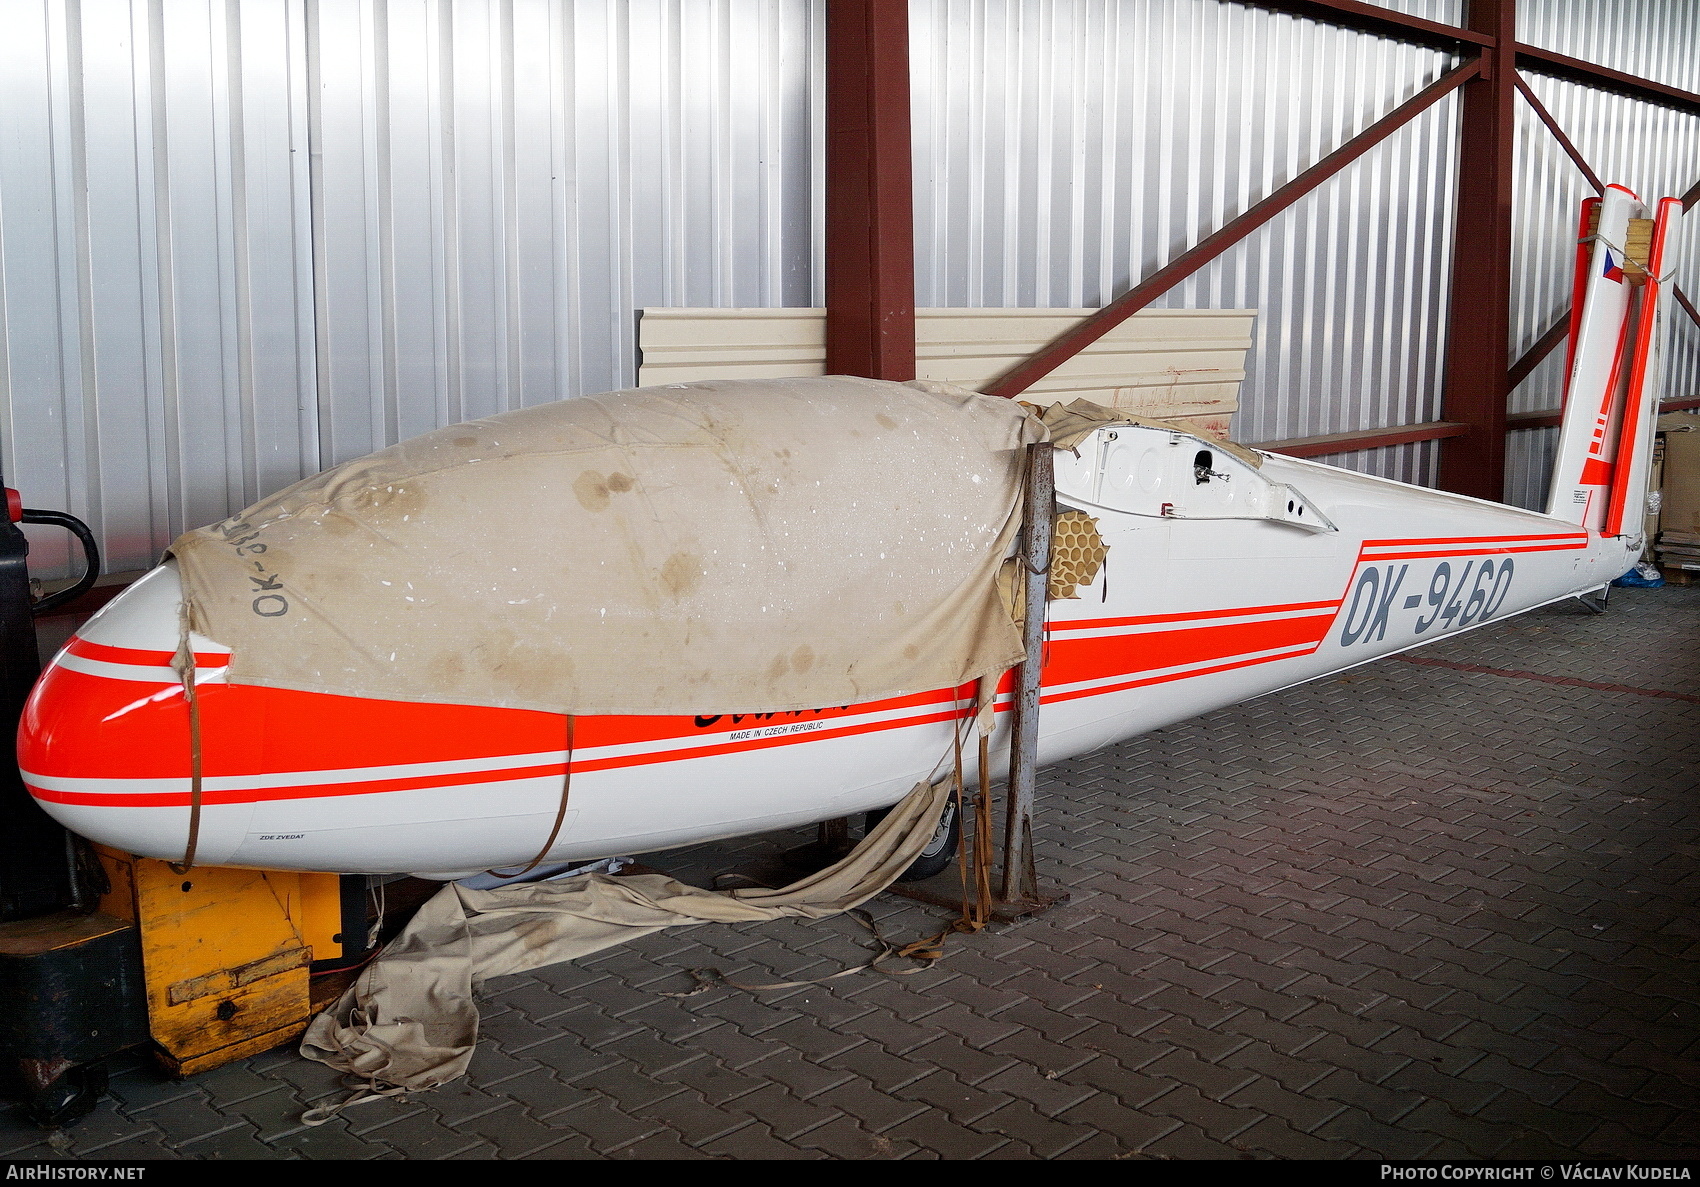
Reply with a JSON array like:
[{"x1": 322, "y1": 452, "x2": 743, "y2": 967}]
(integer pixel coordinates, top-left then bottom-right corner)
[{"x1": 0, "y1": 473, "x2": 426, "y2": 1127}]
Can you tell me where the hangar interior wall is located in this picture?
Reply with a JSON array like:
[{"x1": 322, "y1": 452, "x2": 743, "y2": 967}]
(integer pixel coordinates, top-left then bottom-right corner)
[{"x1": 3, "y1": 0, "x2": 1698, "y2": 577}]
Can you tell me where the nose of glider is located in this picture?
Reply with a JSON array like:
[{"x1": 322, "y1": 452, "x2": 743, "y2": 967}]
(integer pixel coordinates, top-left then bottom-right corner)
[{"x1": 17, "y1": 564, "x2": 247, "y2": 864}]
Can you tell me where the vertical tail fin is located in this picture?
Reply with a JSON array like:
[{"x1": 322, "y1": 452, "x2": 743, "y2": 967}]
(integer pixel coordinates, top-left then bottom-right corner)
[
  {"x1": 1546, "y1": 186, "x2": 1646, "y2": 528},
  {"x1": 1602, "y1": 196, "x2": 1683, "y2": 538}
]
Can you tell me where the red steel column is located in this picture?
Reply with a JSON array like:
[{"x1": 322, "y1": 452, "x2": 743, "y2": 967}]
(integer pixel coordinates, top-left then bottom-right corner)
[
  {"x1": 824, "y1": 0, "x2": 916, "y2": 380},
  {"x1": 1438, "y1": 0, "x2": 1517, "y2": 500}
]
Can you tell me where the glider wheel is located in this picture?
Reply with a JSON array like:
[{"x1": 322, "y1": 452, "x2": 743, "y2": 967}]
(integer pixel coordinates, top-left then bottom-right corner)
[{"x1": 866, "y1": 795, "x2": 962, "y2": 883}]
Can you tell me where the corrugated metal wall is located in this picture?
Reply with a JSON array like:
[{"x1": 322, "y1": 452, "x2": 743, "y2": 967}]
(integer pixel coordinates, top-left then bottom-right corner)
[
  {"x1": 306, "y1": 0, "x2": 819, "y2": 469},
  {"x1": 1520, "y1": 0, "x2": 1700, "y2": 94},
  {"x1": 4, "y1": 0, "x2": 1698, "y2": 575},
  {"x1": 909, "y1": 0, "x2": 1462, "y2": 489},
  {"x1": 0, "y1": 0, "x2": 321, "y2": 575},
  {"x1": 1, "y1": 0, "x2": 820, "y2": 574}
]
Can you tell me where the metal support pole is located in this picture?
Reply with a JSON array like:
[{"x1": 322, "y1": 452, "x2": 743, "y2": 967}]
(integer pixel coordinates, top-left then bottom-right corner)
[
  {"x1": 823, "y1": 0, "x2": 916, "y2": 381},
  {"x1": 1000, "y1": 444, "x2": 1053, "y2": 905},
  {"x1": 885, "y1": 443, "x2": 1068, "y2": 919},
  {"x1": 1438, "y1": 0, "x2": 1518, "y2": 501}
]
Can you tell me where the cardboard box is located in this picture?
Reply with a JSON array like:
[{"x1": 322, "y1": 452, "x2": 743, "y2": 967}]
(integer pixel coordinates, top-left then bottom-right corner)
[{"x1": 1657, "y1": 414, "x2": 1700, "y2": 535}]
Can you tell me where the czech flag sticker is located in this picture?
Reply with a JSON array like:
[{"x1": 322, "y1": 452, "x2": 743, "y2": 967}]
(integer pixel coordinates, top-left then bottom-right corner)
[{"x1": 1604, "y1": 249, "x2": 1624, "y2": 283}]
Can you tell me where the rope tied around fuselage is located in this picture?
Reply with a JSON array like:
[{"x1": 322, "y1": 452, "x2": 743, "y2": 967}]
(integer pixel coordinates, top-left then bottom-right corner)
[
  {"x1": 168, "y1": 605, "x2": 206, "y2": 875},
  {"x1": 483, "y1": 714, "x2": 576, "y2": 880}
]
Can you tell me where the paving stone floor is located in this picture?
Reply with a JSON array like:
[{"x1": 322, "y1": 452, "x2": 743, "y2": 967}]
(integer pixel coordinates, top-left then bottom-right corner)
[{"x1": 3, "y1": 584, "x2": 1697, "y2": 1160}]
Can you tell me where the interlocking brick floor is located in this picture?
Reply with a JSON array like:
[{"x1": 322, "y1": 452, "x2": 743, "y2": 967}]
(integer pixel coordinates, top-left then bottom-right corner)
[{"x1": 4, "y1": 585, "x2": 1696, "y2": 1160}]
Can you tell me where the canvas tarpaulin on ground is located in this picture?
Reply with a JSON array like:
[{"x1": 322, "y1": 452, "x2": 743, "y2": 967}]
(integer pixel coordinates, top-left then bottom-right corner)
[
  {"x1": 299, "y1": 775, "x2": 954, "y2": 1106},
  {"x1": 170, "y1": 377, "x2": 1046, "y2": 717}
]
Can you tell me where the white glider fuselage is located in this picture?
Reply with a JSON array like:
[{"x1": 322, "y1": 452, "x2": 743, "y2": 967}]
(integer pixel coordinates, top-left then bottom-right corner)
[
  {"x1": 20, "y1": 188, "x2": 1678, "y2": 880},
  {"x1": 18, "y1": 440, "x2": 1634, "y2": 879}
]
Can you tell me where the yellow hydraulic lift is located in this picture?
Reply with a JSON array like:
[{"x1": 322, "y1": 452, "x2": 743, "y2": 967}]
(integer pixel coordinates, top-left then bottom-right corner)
[{"x1": 89, "y1": 854, "x2": 348, "y2": 1078}]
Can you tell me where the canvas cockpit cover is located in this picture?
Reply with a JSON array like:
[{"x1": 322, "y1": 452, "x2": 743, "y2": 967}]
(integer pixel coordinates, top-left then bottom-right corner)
[{"x1": 170, "y1": 377, "x2": 1046, "y2": 716}]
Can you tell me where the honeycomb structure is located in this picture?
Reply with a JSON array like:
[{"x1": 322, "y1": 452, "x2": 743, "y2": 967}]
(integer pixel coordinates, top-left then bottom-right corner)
[{"x1": 1049, "y1": 510, "x2": 1109, "y2": 600}]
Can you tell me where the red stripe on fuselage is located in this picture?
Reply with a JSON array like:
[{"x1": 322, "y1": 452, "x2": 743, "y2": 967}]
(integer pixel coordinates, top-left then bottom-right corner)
[
  {"x1": 1361, "y1": 533, "x2": 1588, "y2": 548},
  {"x1": 23, "y1": 595, "x2": 1346, "y2": 803},
  {"x1": 1040, "y1": 615, "x2": 1331, "y2": 689},
  {"x1": 1364, "y1": 543, "x2": 1590, "y2": 561},
  {"x1": 1358, "y1": 532, "x2": 1589, "y2": 565},
  {"x1": 25, "y1": 529, "x2": 1592, "y2": 810},
  {"x1": 65, "y1": 637, "x2": 229, "y2": 667},
  {"x1": 1049, "y1": 600, "x2": 1339, "y2": 633},
  {"x1": 19, "y1": 661, "x2": 970, "y2": 782},
  {"x1": 25, "y1": 704, "x2": 980, "y2": 808}
]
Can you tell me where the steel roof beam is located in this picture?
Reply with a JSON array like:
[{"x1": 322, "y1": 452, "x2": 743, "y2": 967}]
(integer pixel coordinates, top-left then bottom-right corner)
[
  {"x1": 1227, "y1": 0, "x2": 1492, "y2": 52},
  {"x1": 1514, "y1": 75, "x2": 1606, "y2": 194},
  {"x1": 1509, "y1": 397, "x2": 1700, "y2": 431},
  {"x1": 1236, "y1": 0, "x2": 1700, "y2": 118},
  {"x1": 1508, "y1": 315, "x2": 1571, "y2": 394},
  {"x1": 1258, "y1": 400, "x2": 1700, "y2": 454},
  {"x1": 1515, "y1": 45, "x2": 1700, "y2": 119},
  {"x1": 982, "y1": 0, "x2": 1695, "y2": 489},
  {"x1": 1256, "y1": 421, "x2": 1469, "y2": 458}
]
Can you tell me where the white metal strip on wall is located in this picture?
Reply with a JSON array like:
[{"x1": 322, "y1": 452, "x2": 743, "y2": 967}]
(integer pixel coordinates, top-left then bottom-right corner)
[{"x1": 638, "y1": 306, "x2": 1254, "y2": 425}]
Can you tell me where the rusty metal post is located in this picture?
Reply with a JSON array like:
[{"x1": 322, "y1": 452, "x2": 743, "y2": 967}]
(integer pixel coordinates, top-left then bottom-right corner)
[
  {"x1": 1438, "y1": 0, "x2": 1517, "y2": 501},
  {"x1": 823, "y1": 0, "x2": 916, "y2": 381},
  {"x1": 1000, "y1": 444, "x2": 1053, "y2": 904}
]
